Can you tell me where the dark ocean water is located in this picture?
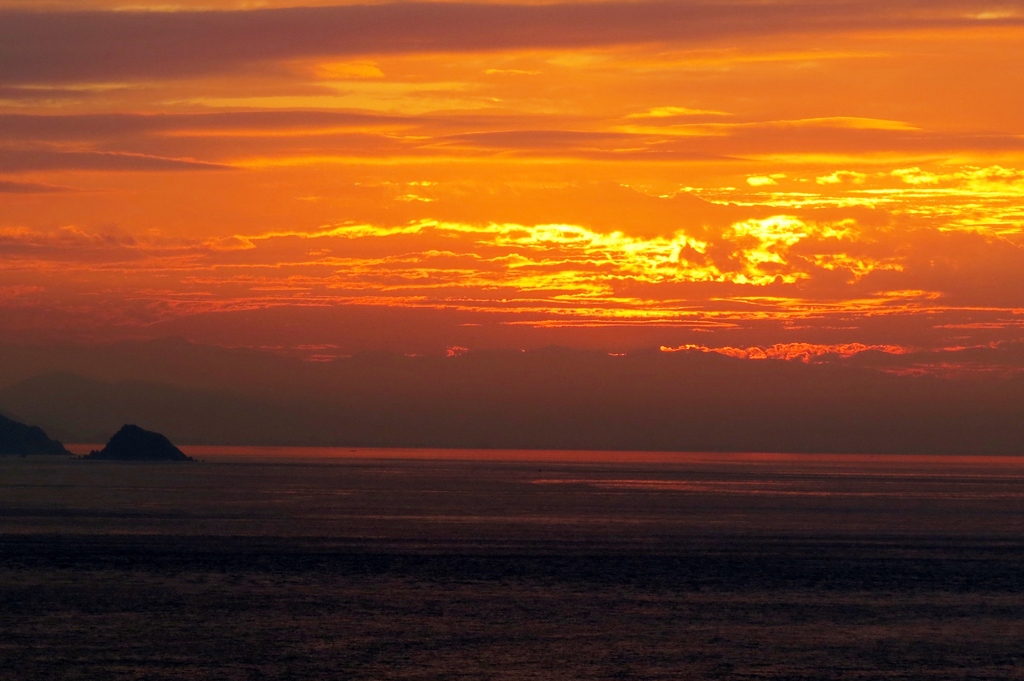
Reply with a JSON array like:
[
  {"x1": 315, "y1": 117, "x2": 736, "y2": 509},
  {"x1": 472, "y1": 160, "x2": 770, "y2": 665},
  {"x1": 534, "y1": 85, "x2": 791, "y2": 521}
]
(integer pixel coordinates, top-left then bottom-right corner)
[{"x1": 3, "y1": 449, "x2": 1024, "y2": 679}]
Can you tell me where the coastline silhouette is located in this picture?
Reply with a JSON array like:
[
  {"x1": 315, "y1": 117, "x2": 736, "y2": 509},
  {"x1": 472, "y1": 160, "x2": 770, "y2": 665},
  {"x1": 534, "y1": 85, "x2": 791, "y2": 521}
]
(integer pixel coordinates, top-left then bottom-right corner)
[
  {"x1": 0, "y1": 412, "x2": 69, "y2": 455},
  {"x1": 85, "y1": 424, "x2": 194, "y2": 462}
]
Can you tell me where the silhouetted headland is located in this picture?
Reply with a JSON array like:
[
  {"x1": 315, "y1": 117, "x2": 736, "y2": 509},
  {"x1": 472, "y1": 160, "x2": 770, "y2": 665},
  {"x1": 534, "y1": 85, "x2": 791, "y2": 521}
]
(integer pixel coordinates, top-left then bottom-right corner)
[
  {"x1": 85, "y1": 424, "x2": 194, "y2": 461},
  {"x1": 0, "y1": 412, "x2": 69, "y2": 455}
]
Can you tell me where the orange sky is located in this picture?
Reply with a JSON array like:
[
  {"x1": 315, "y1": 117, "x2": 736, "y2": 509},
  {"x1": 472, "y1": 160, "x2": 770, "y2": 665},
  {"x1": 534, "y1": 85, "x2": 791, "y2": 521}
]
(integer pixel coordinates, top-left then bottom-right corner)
[{"x1": 2, "y1": 0, "x2": 1023, "y2": 358}]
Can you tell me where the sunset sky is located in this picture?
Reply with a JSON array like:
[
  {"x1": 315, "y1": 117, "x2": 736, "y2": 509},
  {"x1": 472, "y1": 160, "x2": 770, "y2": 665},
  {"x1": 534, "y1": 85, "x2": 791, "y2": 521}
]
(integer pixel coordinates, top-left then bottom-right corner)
[{"x1": 3, "y1": 0, "x2": 1024, "y2": 360}]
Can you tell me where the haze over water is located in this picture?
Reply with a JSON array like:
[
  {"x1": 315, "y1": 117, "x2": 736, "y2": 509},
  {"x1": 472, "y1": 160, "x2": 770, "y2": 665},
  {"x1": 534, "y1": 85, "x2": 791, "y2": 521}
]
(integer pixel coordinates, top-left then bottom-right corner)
[{"x1": 15, "y1": 447, "x2": 1024, "y2": 539}]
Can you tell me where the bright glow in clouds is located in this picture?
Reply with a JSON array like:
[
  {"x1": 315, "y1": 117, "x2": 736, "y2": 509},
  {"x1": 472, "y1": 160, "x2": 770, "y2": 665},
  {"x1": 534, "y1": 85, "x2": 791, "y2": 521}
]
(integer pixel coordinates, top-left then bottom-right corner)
[
  {"x1": 660, "y1": 343, "x2": 911, "y2": 362},
  {"x1": 1, "y1": 0, "x2": 1024, "y2": 357}
]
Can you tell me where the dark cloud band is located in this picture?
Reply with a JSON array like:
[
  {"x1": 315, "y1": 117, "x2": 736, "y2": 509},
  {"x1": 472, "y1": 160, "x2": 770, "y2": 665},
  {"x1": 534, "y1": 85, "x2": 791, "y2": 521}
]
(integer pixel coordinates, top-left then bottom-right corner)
[{"x1": 2, "y1": 1, "x2": 1020, "y2": 85}]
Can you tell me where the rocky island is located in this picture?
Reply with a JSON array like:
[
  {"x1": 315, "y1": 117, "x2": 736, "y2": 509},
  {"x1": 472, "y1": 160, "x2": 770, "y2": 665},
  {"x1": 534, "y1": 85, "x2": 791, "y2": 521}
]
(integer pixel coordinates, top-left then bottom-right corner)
[
  {"x1": 85, "y1": 424, "x2": 194, "y2": 462},
  {"x1": 0, "y1": 413, "x2": 69, "y2": 455}
]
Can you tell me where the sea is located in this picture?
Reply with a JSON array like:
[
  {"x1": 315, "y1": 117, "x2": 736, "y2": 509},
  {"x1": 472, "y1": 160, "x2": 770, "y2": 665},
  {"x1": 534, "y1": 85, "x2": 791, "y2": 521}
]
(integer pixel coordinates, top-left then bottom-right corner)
[{"x1": 2, "y1": 447, "x2": 1024, "y2": 679}]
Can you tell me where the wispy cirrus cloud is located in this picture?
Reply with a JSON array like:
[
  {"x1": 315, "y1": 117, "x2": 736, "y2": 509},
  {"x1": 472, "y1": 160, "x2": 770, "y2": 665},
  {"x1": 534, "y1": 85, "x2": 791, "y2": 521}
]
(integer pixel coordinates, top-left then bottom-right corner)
[
  {"x1": 1, "y1": 111, "x2": 1021, "y2": 173},
  {"x1": 0, "y1": 179, "x2": 75, "y2": 193},
  {"x1": 0, "y1": 148, "x2": 232, "y2": 172},
  {"x1": 0, "y1": 111, "x2": 418, "y2": 140}
]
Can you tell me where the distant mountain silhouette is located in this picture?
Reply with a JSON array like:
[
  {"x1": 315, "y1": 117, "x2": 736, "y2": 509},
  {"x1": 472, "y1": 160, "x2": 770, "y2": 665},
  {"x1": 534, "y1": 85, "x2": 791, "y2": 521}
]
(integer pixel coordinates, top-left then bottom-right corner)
[
  {"x1": 4, "y1": 340, "x2": 1024, "y2": 454},
  {"x1": 0, "y1": 372, "x2": 289, "y2": 445},
  {"x1": 0, "y1": 412, "x2": 69, "y2": 455},
  {"x1": 84, "y1": 424, "x2": 194, "y2": 461}
]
